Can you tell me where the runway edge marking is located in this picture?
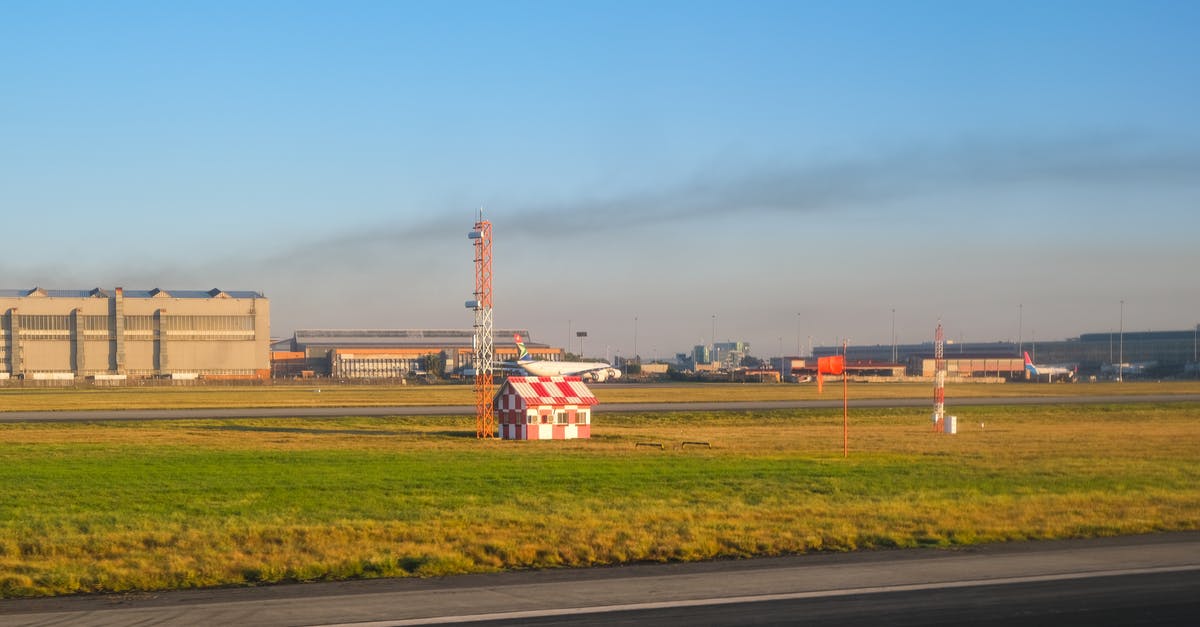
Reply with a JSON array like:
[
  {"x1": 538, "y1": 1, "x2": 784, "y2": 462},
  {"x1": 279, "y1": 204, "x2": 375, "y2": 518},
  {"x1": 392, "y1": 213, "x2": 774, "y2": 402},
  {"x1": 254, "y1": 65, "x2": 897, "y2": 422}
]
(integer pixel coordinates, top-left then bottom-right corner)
[{"x1": 309, "y1": 563, "x2": 1200, "y2": 627}]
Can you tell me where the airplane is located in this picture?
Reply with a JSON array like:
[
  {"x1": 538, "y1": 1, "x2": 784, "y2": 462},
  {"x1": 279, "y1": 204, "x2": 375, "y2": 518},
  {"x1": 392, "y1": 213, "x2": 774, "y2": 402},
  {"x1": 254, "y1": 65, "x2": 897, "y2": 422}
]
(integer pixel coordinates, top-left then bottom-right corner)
[
  {"x1": 509, "y1": 334, "x2": 622, "y2": 382},
  {"x1": 1024, "y1": 352, "x2": 1077, "y2": 381}
]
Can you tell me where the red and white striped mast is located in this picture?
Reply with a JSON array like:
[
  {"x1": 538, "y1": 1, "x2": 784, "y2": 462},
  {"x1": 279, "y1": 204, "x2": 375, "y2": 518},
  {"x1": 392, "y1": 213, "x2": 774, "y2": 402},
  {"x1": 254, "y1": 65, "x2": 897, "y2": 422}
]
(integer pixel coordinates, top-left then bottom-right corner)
[
  {"x1": 468, "y1": 209, "x2": 495, "y2": 439},
  {"x1": 933, "y1": 320, "x2": 946, "y2": 432}
]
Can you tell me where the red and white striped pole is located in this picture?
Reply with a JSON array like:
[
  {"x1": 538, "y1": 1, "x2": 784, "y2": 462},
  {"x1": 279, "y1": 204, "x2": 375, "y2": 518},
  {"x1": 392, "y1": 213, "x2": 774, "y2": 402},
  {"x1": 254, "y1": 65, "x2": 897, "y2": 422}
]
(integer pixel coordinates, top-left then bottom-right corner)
[
  {"x1": 933, "y1": 321, "x2": 945, "y2": 433},
  {"x1": 843, "y1": 339, "x2": 849, "y2": 457}
]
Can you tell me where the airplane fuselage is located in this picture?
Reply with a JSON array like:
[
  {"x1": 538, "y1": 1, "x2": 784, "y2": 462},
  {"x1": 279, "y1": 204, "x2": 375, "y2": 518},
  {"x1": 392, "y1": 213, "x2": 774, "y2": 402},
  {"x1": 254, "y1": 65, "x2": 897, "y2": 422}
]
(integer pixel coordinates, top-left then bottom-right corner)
[
  {"x1": 508, "y1": 332, "x2": 622, "y2": 381},
  {"x1": 1024, "y1": 352, "x2": 1076, "y2": 380},
  {"x1": 518, "y1": 360, "x2": 622, "y2": 382}
]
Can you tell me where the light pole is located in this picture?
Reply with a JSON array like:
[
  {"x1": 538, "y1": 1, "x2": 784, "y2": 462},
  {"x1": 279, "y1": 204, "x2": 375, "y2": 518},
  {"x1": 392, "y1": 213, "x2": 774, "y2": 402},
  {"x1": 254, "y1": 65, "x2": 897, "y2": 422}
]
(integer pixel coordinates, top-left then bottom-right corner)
[
  {"x1": 1118, "y1": 300, "x2": 1124, "y2": 383},
  {"x1": 796, "y1": 312, "x2": 801, "y2": 356},
  {"x1": 778, "y1": 336, "x2": 784, "y2": 380},
  {"x1": 891, "y1": 307, "x2": 896, "y2": 363},
  {"x1": 1193, "y1": 323, "x2": 1198, "y2": 378},
  {"x1": 634, "y1": 316, "x2": 638, "y2": 363},
  {"x1": 1018, "y1": 303, "x2": 1023, "y2": 358},
  {"x1": 711, "y1": 314, "x2": 717, "y2": 366}
]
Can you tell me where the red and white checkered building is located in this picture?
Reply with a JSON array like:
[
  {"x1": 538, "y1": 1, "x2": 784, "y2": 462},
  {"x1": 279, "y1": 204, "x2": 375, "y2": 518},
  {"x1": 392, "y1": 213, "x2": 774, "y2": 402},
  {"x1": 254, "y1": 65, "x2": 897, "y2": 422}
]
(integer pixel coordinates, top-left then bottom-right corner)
[{"x1": 493, "y1": 376, "x2": 597, "y2": 440}]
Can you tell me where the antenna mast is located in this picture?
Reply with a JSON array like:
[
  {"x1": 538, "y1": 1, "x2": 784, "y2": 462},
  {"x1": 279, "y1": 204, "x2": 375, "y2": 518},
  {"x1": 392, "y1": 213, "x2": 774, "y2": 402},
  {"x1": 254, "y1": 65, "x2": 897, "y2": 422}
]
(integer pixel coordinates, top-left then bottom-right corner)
[{"x1": 467, "y1": 210, "x2": 495, "y2": 438}]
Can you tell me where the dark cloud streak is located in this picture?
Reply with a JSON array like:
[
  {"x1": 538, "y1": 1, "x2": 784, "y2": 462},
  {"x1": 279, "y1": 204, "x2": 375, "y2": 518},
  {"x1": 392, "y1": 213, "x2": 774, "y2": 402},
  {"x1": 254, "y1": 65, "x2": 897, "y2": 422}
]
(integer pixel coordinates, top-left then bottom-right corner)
[
  {"x1": 163, "y1": 132, "x2": 1195, "y2": 272},
  {"x1": 8, "y1": 132, "x2": 1197, "y2": 316},
  {"x1": 492, "y1": 133, "x2": 1200, "y2": 239}
]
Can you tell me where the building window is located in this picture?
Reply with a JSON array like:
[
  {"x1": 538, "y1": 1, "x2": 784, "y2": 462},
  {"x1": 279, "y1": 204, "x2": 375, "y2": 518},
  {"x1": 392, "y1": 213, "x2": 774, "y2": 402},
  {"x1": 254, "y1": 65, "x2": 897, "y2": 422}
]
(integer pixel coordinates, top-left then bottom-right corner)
[
  {"x1": 526, "y1": 412, "x2": 536, "y2": 425},
  {"x1": 162, "y1": 315, "x2": 255, "y2": 332},
  {"x1": 577, "y1": 410, "x2": 589, "y2": 425},
  {"x1": 82, "y1": 316, "x2": 110, "y2": 331},
  {"x1": 17, "y1": 315, "x2": 71, "y2": 331},
  {"x1": 124, "y1": 316, "x2": 155, "y2": 331},
  {"x1": 555, "y1": 410, "x2": 568, "y2": 424}
]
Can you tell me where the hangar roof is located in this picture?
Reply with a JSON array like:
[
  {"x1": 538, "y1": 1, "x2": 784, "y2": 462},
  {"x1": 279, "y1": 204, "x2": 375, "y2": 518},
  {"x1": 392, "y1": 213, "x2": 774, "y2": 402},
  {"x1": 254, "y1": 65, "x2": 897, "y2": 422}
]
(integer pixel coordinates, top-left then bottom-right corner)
[
  {"x1": 497, "y1": 376, "x2": 597, "y2": 408},
  {"x1": 0, "y1": 287, "x2": 264, "y2": 299},
  {"x1": 293, "y1": 329, "x2": 548, "y2": 349}
]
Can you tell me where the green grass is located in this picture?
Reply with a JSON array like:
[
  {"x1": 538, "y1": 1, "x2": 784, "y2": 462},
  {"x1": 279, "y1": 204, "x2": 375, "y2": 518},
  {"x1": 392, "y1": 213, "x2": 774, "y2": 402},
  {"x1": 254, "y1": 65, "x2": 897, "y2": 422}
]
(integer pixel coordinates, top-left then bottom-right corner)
[
  {"x1": 2, "y1": 380, "x2": 1199, "y2": 412},
  {"x1": 1, "y1": 403, "x2": 1198, "y2": 597}
]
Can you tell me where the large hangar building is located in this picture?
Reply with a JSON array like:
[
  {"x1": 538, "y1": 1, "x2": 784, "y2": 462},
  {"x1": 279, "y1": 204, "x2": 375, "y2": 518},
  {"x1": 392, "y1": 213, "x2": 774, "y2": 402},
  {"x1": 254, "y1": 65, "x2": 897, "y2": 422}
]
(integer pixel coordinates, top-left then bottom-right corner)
[{"x1": 0, "y1": 287, "x2": 269, "y2": 381}]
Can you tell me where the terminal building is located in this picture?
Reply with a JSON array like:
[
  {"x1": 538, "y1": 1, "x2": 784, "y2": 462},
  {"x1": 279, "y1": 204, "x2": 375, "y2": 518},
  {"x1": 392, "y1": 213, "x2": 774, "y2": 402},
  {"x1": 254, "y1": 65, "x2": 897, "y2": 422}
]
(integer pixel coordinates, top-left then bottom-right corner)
[
  {"x1": 0, "y1": 287, "x2": 269, "y2": 381},
  {"x1": 813, "y1": 325, "x2": 1199, "y2": 377},
  {"x1": 1032, "y1": 329, "x2": 1199, "y2": 370},
  {"x1": 274, "y1": 329, "x2": 562, "y2": 378}
]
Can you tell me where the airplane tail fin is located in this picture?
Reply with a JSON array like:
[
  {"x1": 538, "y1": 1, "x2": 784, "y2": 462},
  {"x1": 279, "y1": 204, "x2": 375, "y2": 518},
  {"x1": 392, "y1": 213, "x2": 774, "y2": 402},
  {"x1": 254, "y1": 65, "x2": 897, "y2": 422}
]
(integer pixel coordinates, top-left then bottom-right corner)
[
  {"x1": 514, "y1": 333, "x2": 533, "y2": 362},
  {"x1": 1024, "y1": 351, "x2": 1037, "y2": 374}
]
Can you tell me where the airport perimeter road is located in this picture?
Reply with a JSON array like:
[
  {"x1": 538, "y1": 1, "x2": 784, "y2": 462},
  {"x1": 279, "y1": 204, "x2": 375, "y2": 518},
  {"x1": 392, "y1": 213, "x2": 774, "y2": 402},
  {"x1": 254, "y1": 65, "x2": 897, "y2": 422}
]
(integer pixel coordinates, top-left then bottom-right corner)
[
  {"x1": 3, "y1": 533, "x2": 1198, "y2": 626},
  {"x1": 1, "y1": 393, "x2": 1199, "y2": 423}
]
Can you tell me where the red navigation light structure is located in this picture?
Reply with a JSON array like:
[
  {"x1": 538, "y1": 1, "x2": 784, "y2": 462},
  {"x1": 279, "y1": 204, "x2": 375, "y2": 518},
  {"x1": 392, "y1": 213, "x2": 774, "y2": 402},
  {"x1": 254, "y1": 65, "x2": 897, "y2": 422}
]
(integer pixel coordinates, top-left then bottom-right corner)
[{"x1": 467, "y1": 210, "x2": 495, "y2": 438}]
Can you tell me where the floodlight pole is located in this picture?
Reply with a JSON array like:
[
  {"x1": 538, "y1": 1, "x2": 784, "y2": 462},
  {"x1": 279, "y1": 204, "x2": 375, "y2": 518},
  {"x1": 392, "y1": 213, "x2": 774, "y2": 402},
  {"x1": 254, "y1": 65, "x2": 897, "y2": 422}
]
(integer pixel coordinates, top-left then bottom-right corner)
[
  {"x1": 1119, "y1": 300, "x2": 1124, "y2": 383},
  {"x1": 1017, "y1": 303, "x2": 1023, "y2": 359},
  {"x1": 711, "y1": 314, "x2": 717, "y2": 366},
  {"x1": 891, "y1": 307, "x2": 896, "y2": 363},
  {"x1": 796, "y1": 312, "x2": 802, "y2": 357}
]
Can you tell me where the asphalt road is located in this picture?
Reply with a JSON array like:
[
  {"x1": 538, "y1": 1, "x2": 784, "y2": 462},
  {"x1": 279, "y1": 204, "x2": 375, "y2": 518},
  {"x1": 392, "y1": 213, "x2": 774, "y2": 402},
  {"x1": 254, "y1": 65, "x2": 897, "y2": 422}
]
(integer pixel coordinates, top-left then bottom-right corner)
[
  {"x1": 3, "y1": 533, "x2": 1197, "y2": 626},
  {"x1": 473, "y1": 571, "x2": 1200, "y2": 626},
  {"x1": 1, "y1": 394, "x2": 1198, "y2": 423}
]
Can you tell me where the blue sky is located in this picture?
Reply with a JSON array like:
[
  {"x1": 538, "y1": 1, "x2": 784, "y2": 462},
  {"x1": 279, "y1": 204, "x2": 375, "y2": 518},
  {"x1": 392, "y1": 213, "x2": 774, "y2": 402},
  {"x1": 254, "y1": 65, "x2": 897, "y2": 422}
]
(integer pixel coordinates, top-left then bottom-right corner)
[{"x1": 2, "y1": 1, "x2": 1198, "y2": 358}]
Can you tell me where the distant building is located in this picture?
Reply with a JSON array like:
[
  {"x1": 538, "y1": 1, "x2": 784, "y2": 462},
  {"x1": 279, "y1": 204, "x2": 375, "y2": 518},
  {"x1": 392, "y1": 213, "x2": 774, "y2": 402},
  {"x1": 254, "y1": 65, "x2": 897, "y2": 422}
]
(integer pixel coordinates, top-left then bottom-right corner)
[
  {"x1": 685, "y1": 340, "x2": 751, "y2": 370},
  {"x1": 714, "y1": 341, "x2": 750, "y2": 369},
  {"x1": 813, "y1": 341, "x2": 1017, "y2": 364},
  {"x1": 910, "y1": 356, "x2": 1023, "y2": 379},
  {"x1": 0, "y1": 287, "x2": 269, "y2": 381},
  {"x1": 813, "y1": 325, "x2": 1199, "y2": 376},
  {"x1": 278, "y1": 329, "x2": 561, "y2": 378},
  {"x1": 639, "y1": 363, "x2": 669, "y2": 375},
  {"x1": 789, "y1": 359, "x2": 906, "y2": 379},
  {"x1": 1035, "y1": 329, "x2": 1198, "y2": 370}
]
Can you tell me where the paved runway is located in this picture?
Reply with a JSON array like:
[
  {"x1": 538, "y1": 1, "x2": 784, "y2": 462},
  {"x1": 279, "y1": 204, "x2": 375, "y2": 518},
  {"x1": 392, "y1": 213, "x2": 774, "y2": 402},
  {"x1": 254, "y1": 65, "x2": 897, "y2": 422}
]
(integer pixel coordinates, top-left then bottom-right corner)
[
  {"x1": 1, "y1": 393, "x2": 1197, "y2": 423},
  {"x1": 3, "y1": 533, "x2": 1197, "y2": 626}
]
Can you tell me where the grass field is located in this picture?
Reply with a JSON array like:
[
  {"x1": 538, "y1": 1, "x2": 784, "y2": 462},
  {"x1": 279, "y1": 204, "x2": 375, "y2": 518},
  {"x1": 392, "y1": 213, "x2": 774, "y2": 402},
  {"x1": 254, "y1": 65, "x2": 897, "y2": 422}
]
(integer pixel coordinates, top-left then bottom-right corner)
[
  {"x1": 1, "y1": 401, "x2": 1198, "y2": 597},
  {"x1": 2, "y1": 380, "x2": 1199, "y2": 412}
]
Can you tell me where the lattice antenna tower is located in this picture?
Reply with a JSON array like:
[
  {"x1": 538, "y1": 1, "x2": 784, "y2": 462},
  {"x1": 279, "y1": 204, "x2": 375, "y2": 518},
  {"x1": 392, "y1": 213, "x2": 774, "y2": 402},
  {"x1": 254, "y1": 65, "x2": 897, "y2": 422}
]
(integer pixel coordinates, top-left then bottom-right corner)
[
  {"x1": 933, "y1": 320, "x2": 946, "y2": 432},
  {"x1": 467, "y1": 210, "x2": 496, "y2": 438}
]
